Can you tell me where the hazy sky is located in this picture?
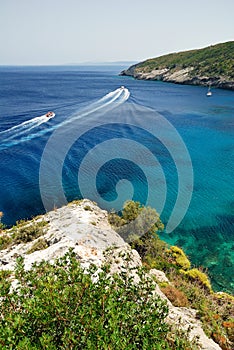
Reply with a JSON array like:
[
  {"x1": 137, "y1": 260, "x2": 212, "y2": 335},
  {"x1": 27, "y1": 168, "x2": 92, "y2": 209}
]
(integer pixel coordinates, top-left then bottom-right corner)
[{"x1": 0, "y1": 0, "x2": 233, "y2": 65}]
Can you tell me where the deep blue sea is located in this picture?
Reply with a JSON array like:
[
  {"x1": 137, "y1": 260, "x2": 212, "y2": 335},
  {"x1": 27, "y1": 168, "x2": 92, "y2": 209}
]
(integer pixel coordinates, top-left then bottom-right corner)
[{"x1": 0, "y1": 65, "x2": 233, "y2": 293}]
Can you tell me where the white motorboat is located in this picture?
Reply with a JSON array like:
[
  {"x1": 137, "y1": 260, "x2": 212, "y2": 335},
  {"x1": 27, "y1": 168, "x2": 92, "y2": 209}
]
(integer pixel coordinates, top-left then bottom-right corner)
[
  {"x1": 206, "y1": 85, "x2": 212, "y2": 97},
  {"x1": 45, "y1": 111, "x2": 55, "y2": 119}
]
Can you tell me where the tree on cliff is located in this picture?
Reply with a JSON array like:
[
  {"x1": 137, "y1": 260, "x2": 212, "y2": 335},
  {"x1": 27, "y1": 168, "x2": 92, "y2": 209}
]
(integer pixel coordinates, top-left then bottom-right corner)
[{"x1": 108, "y1": 200, "x2": 164, "y2": 256}]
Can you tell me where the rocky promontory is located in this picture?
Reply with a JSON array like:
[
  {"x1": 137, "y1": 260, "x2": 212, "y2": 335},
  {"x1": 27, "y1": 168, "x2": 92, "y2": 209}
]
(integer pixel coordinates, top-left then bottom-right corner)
[
  {"x1": 120, "y1": 41, "x2": 234, "y2": 90},
  {"x1": 1, "y1": 199, "x2": 228, "y2": 349}
]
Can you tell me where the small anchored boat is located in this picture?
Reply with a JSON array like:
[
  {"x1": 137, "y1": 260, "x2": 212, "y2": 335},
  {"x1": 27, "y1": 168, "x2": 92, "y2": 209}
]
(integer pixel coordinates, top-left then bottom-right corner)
[{"x1": 206, "y1": 84, "x2": 212, "y2": 97}]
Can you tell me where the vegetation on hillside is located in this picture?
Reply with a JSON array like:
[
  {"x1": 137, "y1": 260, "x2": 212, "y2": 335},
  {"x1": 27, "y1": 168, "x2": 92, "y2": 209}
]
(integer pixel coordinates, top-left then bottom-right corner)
[
  {"x1": 0, "y1": 250, "x2": 197, "y2": 349},
  {"x1": 133, "y1": 41, "x2": 234, "y2": 79},
  {"x1": 108, "y1": 200, "x2": 164, "y2": 248},
  {"x1": 0, "y1": 219, "x2": 48, "y2": 251},
  {"x1": 109, "y1": 201, "x2": 234, "y2": 350},
  {"x1": 0, "y1": 201, "x2": 233, "y2": 349}
]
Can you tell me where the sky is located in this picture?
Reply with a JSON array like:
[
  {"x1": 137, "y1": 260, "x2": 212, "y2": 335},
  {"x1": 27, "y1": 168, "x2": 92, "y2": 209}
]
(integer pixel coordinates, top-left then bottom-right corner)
[{"x1": 0, "y1": 0, "x2": 233, "y2": 65}]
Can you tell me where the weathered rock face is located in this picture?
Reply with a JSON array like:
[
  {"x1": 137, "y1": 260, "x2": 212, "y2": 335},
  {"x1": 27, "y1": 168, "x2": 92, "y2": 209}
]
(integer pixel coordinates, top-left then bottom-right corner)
[
  {"x1": 0, "y1": 199, "x2": 126, "y2": 271},
  {"x1": 120, "y1": 66, "x2": 234, "y2": 90},
  {"x1": 0, "y1": 199, "x2": 221, "y2": 350}
]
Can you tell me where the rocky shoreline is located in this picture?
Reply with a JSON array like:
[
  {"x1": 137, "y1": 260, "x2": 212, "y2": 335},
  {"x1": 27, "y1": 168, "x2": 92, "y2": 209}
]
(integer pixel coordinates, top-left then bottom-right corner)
[{"x1": 120, "y1": 65, "x2": 234, "y2": 90}]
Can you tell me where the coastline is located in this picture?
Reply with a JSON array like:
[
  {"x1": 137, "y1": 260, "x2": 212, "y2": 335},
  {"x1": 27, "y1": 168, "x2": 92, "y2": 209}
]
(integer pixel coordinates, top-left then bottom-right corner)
[
  {"x1": 120, "y1": 67, "x2": 234, "y2": 91},
  {"x1": 120, "y1": 41, "x2": 234, "y2": 91}
]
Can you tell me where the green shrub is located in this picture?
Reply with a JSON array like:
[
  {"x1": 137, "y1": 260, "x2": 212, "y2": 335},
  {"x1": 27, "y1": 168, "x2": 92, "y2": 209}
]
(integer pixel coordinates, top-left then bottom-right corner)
[
  {"x1": 0, "y1": 222, "x2": 6, "y2": 231},
  {"x1": 68, "y1": 199, "x2": 83, "y2": 206},
  {"x1": 168, "y1": 246, "x2": 191, "y2": 270},
  {"x1": 0, "y1": 250, "x2": 196, "y2": 350},
  {"x1": 182, "y1": 268, "x2": 212, "y2": 291},
  {"x1": 0, "y1": 233, "x2": 12, "y2": 250},
  {"x1": 0, "y1": 269, "x2": 11, "y2": 281},
  {"x1": 108, "y1": 210, "x2": 126, "y2": 227},
  {"x1": 109, "y1": 201, "x2": 164, "y2": 250},
  {"x1": 0, "y1": 220, "x2": 48, "y2": 250},
  {"x1": 12, "y1": 222, "x2": 46, "y2": 244},
  {"x1": 0, "y1": 211, "x2": 4, "y2": 230},
  {"x1": 0, "y1": 270, "x2": 12, "y2": 297},
  {"x1": 35, "y1": 220, "x2": 49, "y2": 228},
  {"x1": 109, "y1": 201, "x2": 179, "y2": 273},
  {"x1": 84, "y1": 205, "x2": 92, "y2": 211},
  {"x1": 108, "y1": 201, "x2": 233, "y2": 348},
  {"x1": 167, "y1": 270, "x2": 234, "y2": 349},
  {"x1": 2, "y1": 198, "x2": 230, "y2": 348},
  {"x1": 26, "y1": 238, "x2": 49, "y2": 254}
]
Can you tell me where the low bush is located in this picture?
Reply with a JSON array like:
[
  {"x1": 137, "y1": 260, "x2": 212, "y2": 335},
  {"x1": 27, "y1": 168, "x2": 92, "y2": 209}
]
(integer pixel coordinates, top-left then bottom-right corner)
[
  {"x1": 0, "y1": 220, "x2": 48, "y2": 251},
  {"x1": 0, "y1": 269, "x2": 11, "y2": 282},
  {"x1": 161, "y1": 285, "x2": 189, "y2": 307},
  {"x1": 167, "y1": 246, "x2": 191, "y2": 270},
  {"x1": 108, "y1": 201, "x2": 234, "y2": 349},
  {"x1": 26, "y1": 238, "x2": 49, "y2": 254},
  {"x1": 68, "y1": 199, "x2": 83, "y2": 206},
  {"x1": 0, "y1": 211, "x2": 6, "y2": 231},
  {"x1": 0, "y1": 233, "x2": 12, "y2": 250},
  {"x1": 0, "y1": 250, "x2": 197, "y2": 349},
  {"x1": 84, "y1": 205, "x2": 92, "y2": 211},
  {"x1": 109, "y1": 201, "x2": 164, "y2": 256},
  {"x1": 0, "y1": 223, "x2": 6, "y2": 231},
  {"x1": 12, "y1": 221, "x2": 48, "y2": 244},
  {"x1": 168, "y1": 270, "x2": 234, "y2": 349},
  {"x1": 182, "y1": 268, "x2": 212, "y2": 291}
]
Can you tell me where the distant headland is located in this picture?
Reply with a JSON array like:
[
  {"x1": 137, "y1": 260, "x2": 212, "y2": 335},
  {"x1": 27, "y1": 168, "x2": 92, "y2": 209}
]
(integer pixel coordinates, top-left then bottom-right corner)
[{"x1": 120, "y1": 41, "x2": 234, "y2": 90}]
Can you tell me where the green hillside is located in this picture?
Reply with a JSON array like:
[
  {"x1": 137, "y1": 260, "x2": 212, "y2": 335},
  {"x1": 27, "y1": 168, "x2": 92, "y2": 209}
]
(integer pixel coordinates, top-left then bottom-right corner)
[
  {"x1": 135, "y1": 41, "x2": 234, "y2": 78},
  {"x1": 121, "y1": 42, "x2": 234, "y2": 89}
]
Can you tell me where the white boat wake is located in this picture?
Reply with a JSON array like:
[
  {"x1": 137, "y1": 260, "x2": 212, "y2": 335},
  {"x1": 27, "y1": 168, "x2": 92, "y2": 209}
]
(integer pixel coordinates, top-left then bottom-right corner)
[
  {"x1": 62, "y1": 86, "x2": 130, "y2": 126},
  {"x1": 0, "y1": 115, "x2": 50, "y2": 142},
  {"x1": 0, "y1": 87, "x2": 130, "y2": 150}
]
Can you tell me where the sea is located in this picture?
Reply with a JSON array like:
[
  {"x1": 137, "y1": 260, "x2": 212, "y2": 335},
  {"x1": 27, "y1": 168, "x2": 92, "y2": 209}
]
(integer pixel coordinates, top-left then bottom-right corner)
[{"x1": 0, "y1": 65, "x2": 233, "y2": 293}]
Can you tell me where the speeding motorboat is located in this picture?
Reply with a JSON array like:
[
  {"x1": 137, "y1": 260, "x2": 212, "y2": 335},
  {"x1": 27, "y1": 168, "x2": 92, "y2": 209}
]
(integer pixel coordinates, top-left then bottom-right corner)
[
  {"x1": 45, "y1": 111, "x2": 55, "y2": 119},
  {"x1": 120, "y1": 86, "x2": 125, "y2": 89}
]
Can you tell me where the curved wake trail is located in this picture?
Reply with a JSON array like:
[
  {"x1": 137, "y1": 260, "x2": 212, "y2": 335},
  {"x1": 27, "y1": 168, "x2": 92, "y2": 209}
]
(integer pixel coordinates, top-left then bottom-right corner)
[
  {"x1": 63, "y1": 87, "x2": 130, "y2": 126},
  {"x1": 0, "y1": 115, "x2": 49, "y2": 142},
  {"x1": 0, "y1": 87, "x2": 130, "y2": 151}
]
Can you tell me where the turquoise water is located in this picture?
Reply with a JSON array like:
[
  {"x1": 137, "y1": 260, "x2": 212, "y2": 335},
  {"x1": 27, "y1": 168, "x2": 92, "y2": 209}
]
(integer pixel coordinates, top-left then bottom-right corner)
[{"x1": 0, "y1": 66, "x2": 233, "y2": 292}]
